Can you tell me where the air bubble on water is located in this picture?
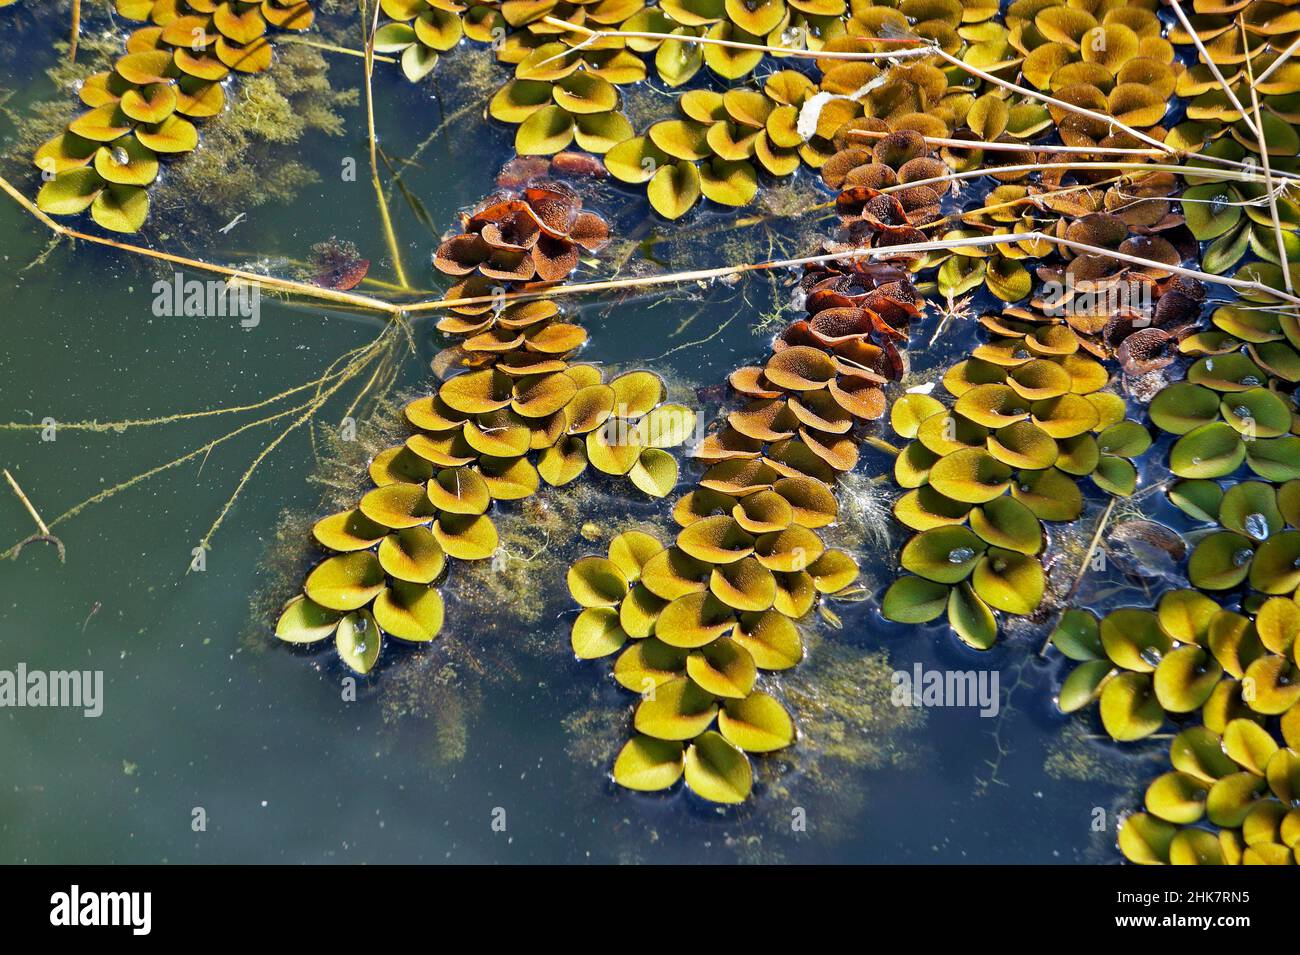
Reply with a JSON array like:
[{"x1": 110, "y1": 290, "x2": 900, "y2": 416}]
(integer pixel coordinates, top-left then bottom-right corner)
[
  {"x1": 1232, "y1": 548, "x2": 1253, "y2": 567},
  {"x1": 947, "y1": 547, "x2": 975, "y2": 564},
  {"x1": 1244, "y1": 512, "x2": 1270, "y2": 540}
]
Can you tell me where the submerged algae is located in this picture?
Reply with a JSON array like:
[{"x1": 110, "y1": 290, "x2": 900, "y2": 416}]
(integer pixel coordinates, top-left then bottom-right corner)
[{"x1": 156, "y1": 46, "x2": 356, "y2": 230}]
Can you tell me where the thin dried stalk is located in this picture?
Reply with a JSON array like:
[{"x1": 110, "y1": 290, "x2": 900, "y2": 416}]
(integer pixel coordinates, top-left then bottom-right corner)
[
  {"x1": 1241, "y1": 19, "x2": 1293, "y2": 294},
  {"x1": 1168, "y1": 0, "x2": 1259, "y2": 140},
  {"x1": 1040, "y1": 496, "x2": 1117, "y2": 656},
  {"x1": 406, "y1": 230, "x2": 1300, "y2": 311},
  {"x1": 850, "y1": 128, "x2": 1165, "y2": 157},
  {"x1": 925, "y1": 46, "x2": 1170, "y2": 155},
  {"x1": 0, "y1": 172, "x2": 400, "y2": 313},
  {"x1": 69, "y1": 0, "x2": 81, "y2": 63},
  {"x1": 541, "y1": 15, "x2": 930, "y2": 60},
  {"x1": 361, "y1": 0, "x2": 411, "y2": 290},
  {"x1": 4, "y1": 469, "x2": 50, "y2": 536},
  {"x1": 921, "y1": 179, "x2": 1118, "y2": 230},
  {"x1": 280, "y1": 36, "x2": 396, "y2": 63},
  {"x1": 887, "y1": 162, "x2": 1276, "y2": 197},
  {"x1": 1256, "y1": 34, "x2": 1300, "y2": 84}
]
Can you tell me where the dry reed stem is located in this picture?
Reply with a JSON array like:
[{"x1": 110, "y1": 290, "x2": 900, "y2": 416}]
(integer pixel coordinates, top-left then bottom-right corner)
[
  {"x1": 4, "y1": 468, "x2": 51, "y2": 536},
  {"x1": 1256, "y1": 34, "x2": 1300, "y2": 84},
  {"x1": 8, "y1": 172, "x2": 1298, "y2": 313},
  {"x1": 361, "y1": 0, "x2": 412, "y2": 290},
  {"x1": 849, "y1": 128, "x2": 1165, "y2": 157},
  {"x1": 541, "y1": 15, "x2": 930, "y2": 60},
  {"x1": 69, "y1": 0, "x2": 80, "y2": 63},
  {"x1": 282, "y1": 35, "x2": 396, "y2": 62},
  {"x1": 405, "y1": 230, "x2": 1300, "y2": 311},
  {"x1": 0, "y1": 172, "x2": 401, "y2": 312},
  {"x1": 1040, "y1": 496, "x2": 1117, "y2": 657},
  {"x1": 1241, "y1": 19, "x2": 1294, "y2": 294},
  {"x1": 1168, "y1": 0, "x2": 1259, "y2": 140}
]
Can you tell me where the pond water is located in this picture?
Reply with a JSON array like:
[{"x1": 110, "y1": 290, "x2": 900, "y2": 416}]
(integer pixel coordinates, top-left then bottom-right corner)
[{"x1": 0, "y1": 1, "x2": 1152, "y2": 863}]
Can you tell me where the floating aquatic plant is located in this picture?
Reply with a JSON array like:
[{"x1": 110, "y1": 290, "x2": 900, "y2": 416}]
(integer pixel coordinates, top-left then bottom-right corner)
[
  {"x1": 373, "y1": 0, "x2": 498, "y2": 81},
  {"x1": 1119, "y1": 707, "x2": 1300, "y2": 864},
  {"x1": 10, "y1": 0, "x2": 1300, "y2": 863},
  {"x1": 603, "y1": 73, "x2": 821, "y2": 218},
  {"x1": 280, "y1": 173, "x2": 695, "y2": 672},
  {"x1": 434, "y1": 179, "x2": 610, "y2": 285},
  {"x1": 566, "y1": 249, "x2": 917, "y2": 802},
  {"x1": 33, "y1": 0, "x2": 315, "y2": 231},
  {"x1": 1093, "y1": 588, "x2": 1300, "y2": 864},
  {"x1": 882, "y1": 302, "x2": 1157, "y2": 648}
]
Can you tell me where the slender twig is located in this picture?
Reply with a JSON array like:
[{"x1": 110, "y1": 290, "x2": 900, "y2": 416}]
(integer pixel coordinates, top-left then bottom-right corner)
[
  {"x1": 8, "y1": 189, "x2": 1299, "y2": 318},
  {"x1": 1167, "y1": 0, "x2": 1259, "y2": 140},
  {"x1": 280, "y1": 36, "x2": 396, "y2": 62},
  {"x1": 69, "y1": 0, "x2": 81, "y2": 63},
  {"x1": 886, "y1": 162, "x2": 1276, "y2": 198},
  {"x1": 1039, "y1": 496, "x2": 1118, "y2": 657},
  {"x1": 922, "y1": 179, "x2": 1120, "y2": 231},
  {"x1": 4, "y1": 468, "x2": 50, "y2": 536},
  {"x1": 541, "y1": 16, "x2": 932, "y2": 60},
  {"x1": 1256, "y1": 34, "x2": 1300, "y2": 84},
  {"x1": 926, "y1": 46, "x2": 1172, "y2": 156},
  {"x1": 1241, "y1": 18, "x2": 1293, "y2": 293},
  {"x1": 849, "y1": 128, "x2": 1165, "y2": 157},
  {"x1": 405, "y1": 230, "x2": 1300, "y2": 312},
  {"x1": 360, "y1": 0, "x2": 411, "y2": 290},
  {"x1": 0, "y1": 173, "x2": 400, "y2": 313},
  {"x1": 852, "y1": 127, "x2": 1300, "y2": 181}
]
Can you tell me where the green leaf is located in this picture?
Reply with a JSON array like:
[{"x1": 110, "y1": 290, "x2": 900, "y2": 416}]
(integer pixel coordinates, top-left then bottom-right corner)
[
  {"x1": 515, "y1": 105, "x2": 574, "y2": 155},
  {"x1": 683, "y1": 731, "x2": 751, "y2": 803},
  {"x1": 274, "y1": 595, "x2": 341, "y2": 644},
  {"x1": 401, "y1": 43, "x2": 439, "y2": 82},
  {"x1": 718, "y1": 690, "x2": 795, "y2": 752},
  {"x1": 36, "y1": 167, "x2": 104, "y2": 215},
  {"x1": 335, "y1": 610, "x2": 381, "y2": 675},
  {"x1": 613, "y1": 735, "x2": 684, "y2": 791},
  {"x1": 647, "y1": 160, "x2": 701, "y2": 220}
]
